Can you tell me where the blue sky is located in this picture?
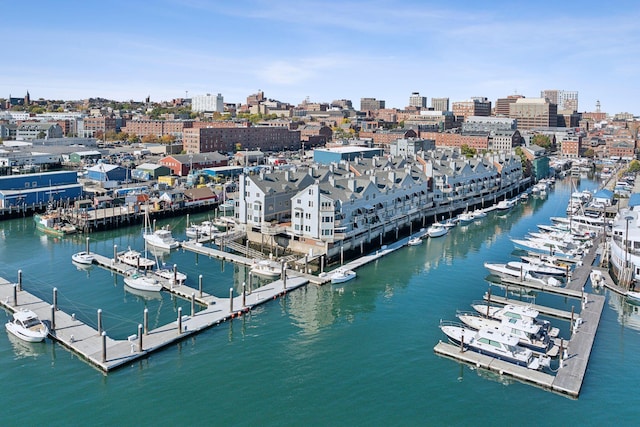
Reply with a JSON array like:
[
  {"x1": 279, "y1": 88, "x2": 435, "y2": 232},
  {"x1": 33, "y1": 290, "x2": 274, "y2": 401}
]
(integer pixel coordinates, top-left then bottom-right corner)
[{"x1": 2, "y1": 0, "x2": 639, "y2": 114}]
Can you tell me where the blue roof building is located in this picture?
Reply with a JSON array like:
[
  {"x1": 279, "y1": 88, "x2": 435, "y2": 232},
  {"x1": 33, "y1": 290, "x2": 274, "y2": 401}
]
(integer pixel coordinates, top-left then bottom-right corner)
[{"x1": 0, "y1": 171, "x2": 83, "y2": 208}]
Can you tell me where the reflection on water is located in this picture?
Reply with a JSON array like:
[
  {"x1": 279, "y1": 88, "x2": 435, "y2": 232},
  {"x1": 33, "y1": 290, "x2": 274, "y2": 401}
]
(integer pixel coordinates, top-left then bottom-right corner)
[
  {"x1": 6, "y1": 332, "x2": 48, "y2": 360},
  {"x1": 609, "y1": 292, "x2": 640, "y2": 332}
]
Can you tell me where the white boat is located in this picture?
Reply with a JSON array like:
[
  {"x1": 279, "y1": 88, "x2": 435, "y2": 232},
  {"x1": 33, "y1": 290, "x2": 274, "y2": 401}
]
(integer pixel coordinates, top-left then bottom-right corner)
[
  {"x1": 144, "y1": 228, "x2": 180, "y2": 250},
  {"x1": 627, "y1": 291, "x2": 640, "y2": 304},
  {"x1": 456, "y1": 312, "x2": 558, "y2": 356},
  {"x1": 442, "y1": 218, "x2": 458, "y2": 229},
  {"x1": 472, "y1": 209, "x2": 487, "y2": 219},
  {"x1": 485, "y1": 261, "x2": 566, "y2": 278},
  {"x1": 457, "y1": 212, "x2": 475, "y2": 226},
  {"x1": 511, "y1": 238, "x2": 583, "y2": 260},
  {"x1": 118, "y1": 248, "x2": 156, "y2": 269},
  {"x1": 590, "y1": 269, "x2": 605, "y2": 289},
  {"x1": 427, "y1": 222, "x2": 448, "y2": 238},
  {"x1": 152, "y1": 263, "x2": 187, "y2": 285},
  {"x1": 484, "y1": 262, "x2": 562, "y2": 286},
  {"x1": 5, "y1": 310, "x2": 49, "y2": 342},
  {"x1": 71, "y1": 251, "x2": 95, "y2": 265},
  {"x1": 251, "y1": 259, "x2": 282, "y2": 278},
  {"x1": 439, "y1": 322, "x2": 550, "y2": 370},
  {"x1": 496, "y1": 199, "x2": 517, "y2": 211},
  {"x1": 521, "y1": 255, "x2": 573, "y2": 272},
  {"x1": 471, "y1": 302, "x2": 559, "y2": 338},
  {"x1": 124, "y1": 273, "x2": 162, "y2": 292},
  {"x1": 407, "y1": 237, "x2": 422, "y2": 246},
  {"x1": 330, "y1": 267, "x2": 357, "y2": 284},
  {"x1": 212, "y1": 216, "x2": 236, "y2": 231},
  {"x1": 186, "y1": 220, "x2": 217, "y2": 239},
  {"x1": 550, "y1": 214, "x2": 611, "y2": 234}
]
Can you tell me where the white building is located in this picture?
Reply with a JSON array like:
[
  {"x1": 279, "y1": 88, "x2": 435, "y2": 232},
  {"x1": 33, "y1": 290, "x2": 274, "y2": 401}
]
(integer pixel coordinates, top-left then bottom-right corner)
[{"x1": 191, "y1": 93, "x2": 224, "y2": 113}]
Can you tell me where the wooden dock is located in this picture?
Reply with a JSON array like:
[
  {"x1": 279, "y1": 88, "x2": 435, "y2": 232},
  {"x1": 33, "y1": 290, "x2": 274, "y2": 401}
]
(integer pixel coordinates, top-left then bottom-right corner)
[{"x1": 0, "y1": 272, "x2": 308, "y2": 373}]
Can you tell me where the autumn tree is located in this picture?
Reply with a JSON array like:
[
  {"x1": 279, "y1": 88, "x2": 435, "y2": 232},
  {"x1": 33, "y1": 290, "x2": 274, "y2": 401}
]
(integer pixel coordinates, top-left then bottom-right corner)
[
  {"x1": 531, "y1": 134, "x2": 552, "y2": 149},
  {"x1": 141, "y1": 134, "x2": 159, "y2": 143}
]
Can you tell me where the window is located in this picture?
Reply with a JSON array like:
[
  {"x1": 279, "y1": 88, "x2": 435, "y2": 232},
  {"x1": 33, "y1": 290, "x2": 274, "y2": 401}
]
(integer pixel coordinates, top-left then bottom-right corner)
[{"x1": 305, "y1": 213, "x2": 311, "y2": 219}]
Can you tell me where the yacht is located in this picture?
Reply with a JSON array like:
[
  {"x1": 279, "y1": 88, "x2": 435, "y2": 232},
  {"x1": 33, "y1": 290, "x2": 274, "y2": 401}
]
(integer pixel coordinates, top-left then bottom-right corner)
[
  {"x1": 71, "y1": 251, "x2": 95, "y2": 265},
  {"x1": 6, "y1": 310, "x2": 49, "y2": 342},
  {"x1": 439, "y1": 321, "x2": 551, "y2": 370},
  {"x1": 124, "y1": 273, "x2": 163, "y2": 292},
  {"x1": 330, "y1": 267, "x2": 356, "y2": 284},
  {"x1": 471, "y1": 302, "x2": 559, "y2": 338},
  {"x1": 511, "y1": 237, "x2": 584, "y2": 260},
  {"x1": 251, "y1": 259, "x2": 282, "y2": 278},
  {"x1": 484, "y1": 261, "x2": 565, "y2": 280},
  {"x1": 117, "y1": 248, "x2": 156, "y2": 269},
  {"x1": 407, "y1": 236, "x2": 423, "y2": 246},
  {"x1": 457, "y1": 212, "x2": 475, "y2": 226},
  {"x1": 144, "y1": 228, "x2": 180, "y2": 250},
  {"x1": 496, "y1": 199, "x2": 517, "y2": 211},
  {"x1": 426, "y1": 222, "x2": 448, "y2": 238}
]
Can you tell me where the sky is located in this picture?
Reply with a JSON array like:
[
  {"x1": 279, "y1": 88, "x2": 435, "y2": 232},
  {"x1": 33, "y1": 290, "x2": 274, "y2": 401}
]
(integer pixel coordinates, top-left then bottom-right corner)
[{"x1": 2, "y1": 0, "x2": 639, "y2": 114}]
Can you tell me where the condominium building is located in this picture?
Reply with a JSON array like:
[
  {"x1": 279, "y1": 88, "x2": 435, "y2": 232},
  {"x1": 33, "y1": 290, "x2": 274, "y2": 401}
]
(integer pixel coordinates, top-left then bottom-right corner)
[
  {"x1": 452, "y1": 97, "x2": 491, "y2": 121},
  {"x1": 191, "y1": 93, "x2": 224, "y2": 113},
  {"x1": 431, "y1": 97, "x2": 450, "y2": 112},
  {"x1": 409, "y1": 92, "x2": 427, "y2": 108},
  {"x1": 360, "y1": 97, "x2": 385, "y2": 111},
  {"x1": 183, "y1": 126, "x2": 300, "y2": 154},
  {"x1": 541, "y1": 90, "x2": 578, "y2": 112}
]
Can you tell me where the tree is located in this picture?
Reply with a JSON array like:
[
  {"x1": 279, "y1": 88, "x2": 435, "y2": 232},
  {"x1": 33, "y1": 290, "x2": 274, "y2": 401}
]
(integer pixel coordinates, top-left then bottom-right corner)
[
  {"x1": 142, "y1": 134, "x2": 159, "y2": 143},
  {"x1": 531, "y1": 134, "x2": 552, "y2": 149},
  {"x1": 37, "y1": 130, "x2": 46, "y2": 139},
  {"x1": 460, "y1": 144, "x2": 476, "y2": 158},
  {"x1": 628, "y1": 160, "x2": 640, "y2": 174},
  {"x1": 160, "y1": 134, "x2": 176, "y2": 144},
  {"x1": 583, "y1": 148, "x2": 595, "y2": 158},
  {"x1": 127, "y1": 133, "x2": 139, "y2": 144}
]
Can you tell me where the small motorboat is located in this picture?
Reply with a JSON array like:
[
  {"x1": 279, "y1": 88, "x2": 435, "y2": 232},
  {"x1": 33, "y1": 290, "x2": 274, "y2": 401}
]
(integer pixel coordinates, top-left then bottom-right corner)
[
  {"x1": 71, "y1": 251, "x2": 95, "y2": 265},
  {"x1": 124, "y1": 273, "x2": 162, "y2": 292},
  {"x1": 408, "y1": 237, "x2": 422, "y2": 246},
  {"x1": 627, "y1": 290, "x2": 640, "y2": 304},
  {"x1": 427, "y1": 223, "x2": 448, "y2": 238},
  {"x1": 251, "y1": 259, "x2": 282, "y2": 278},
  {"x1": 118, "y1": 248, "x2": 156, "y2": 269},
  {"x1": 5, "y1": 310, "x2": 49, "y2": 342},
  {"x1": 331, "y1": 268, "x2": 356, "y2": 284}
]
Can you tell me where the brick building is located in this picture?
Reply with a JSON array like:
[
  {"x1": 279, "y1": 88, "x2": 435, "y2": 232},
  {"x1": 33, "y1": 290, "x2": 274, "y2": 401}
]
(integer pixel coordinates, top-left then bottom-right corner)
[
  {"x1": 121, "y1": 120, "x2": 193, "y2": 138},
  {"x1": 182, "y1": 126, "x2": 300, "y2": 154},
  {"x1": 509, "y1": 98, "x2": 557, "y2": 130}
]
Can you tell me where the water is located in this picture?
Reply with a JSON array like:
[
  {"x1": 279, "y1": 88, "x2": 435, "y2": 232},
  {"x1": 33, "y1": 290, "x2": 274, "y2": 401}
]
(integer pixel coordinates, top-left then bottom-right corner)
[{"x1": 1, "y1": 178, "x2": 639, "y2": 426}]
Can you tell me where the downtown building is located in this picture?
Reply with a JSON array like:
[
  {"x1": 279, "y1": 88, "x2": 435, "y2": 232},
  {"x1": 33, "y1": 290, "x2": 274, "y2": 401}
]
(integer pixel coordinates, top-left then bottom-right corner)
[
  {"x1": 182, "y1": 125, "x2": 300, "y2": 154},
  {"x1": 509, "y1": 98, "x2": 557, "y2": 130}
]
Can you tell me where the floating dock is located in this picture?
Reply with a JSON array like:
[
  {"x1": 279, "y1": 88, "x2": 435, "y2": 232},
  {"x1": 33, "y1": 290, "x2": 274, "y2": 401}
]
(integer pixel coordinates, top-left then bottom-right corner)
[{"x1": 0, "y1": 273, "x2": 307, "y2": 373}]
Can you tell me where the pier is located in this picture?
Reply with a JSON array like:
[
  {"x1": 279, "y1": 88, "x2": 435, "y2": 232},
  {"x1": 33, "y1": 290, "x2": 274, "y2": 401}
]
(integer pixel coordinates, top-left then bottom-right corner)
[{"x1": 0, "y1": 272, "x2": 308, "y2": 372}]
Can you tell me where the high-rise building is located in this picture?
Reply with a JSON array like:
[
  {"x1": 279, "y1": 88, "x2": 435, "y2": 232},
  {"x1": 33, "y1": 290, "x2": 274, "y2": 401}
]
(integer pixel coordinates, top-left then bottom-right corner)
[
  {"x1": 431, "y1": 97, "x2": 449, "y2": 112},
  {"x1": 409, "y1": 92, "x2": 427, "y2": 108},
  {"x1": 452, "y1": 97, "x2": 491, "y2": 121},
  {"x1": 509, "y1": 98, "x2": 557, "y2": 130},
  {"x1": 495, "y1": 95, "x2": 525, "y2": 116},
  {"x1": 540, "y1": 90, "x2": 578, "y2": 112},
  {"x1": 360, "y1": 97, "x2": 385, "y2": 111},
  {"x1": 191, "y1": 93, "x2": 224, "y2": 113}
]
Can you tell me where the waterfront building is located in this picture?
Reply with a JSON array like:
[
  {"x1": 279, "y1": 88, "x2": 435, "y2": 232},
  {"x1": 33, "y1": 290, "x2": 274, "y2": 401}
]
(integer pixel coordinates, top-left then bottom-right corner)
[
  {"x1": 520, "y1": 145, "x2": 550, "y2": 181},
  {"x1": 16, "y1": 122, "x2": 63, "y2": 140},
  {"x1": 0, "y1": 171, "x2": 82, "y2": 208},
  {"x1": 121, "y1": 120, "x2": 193, "y2": 139},
  {"x1": 85, "y1": 164, "x2": 130, "y2": 185},
  {"x1": 158, "y1": 152, "x2": 228, "y2": 176},
  {"x1": 182, "y1": 126, "x2": 300, "y2": 154},
  {"x1": 313, "y1": 147, "x2": 383, "y2": 165},
  {"x1": 132, "y1": 163, "x2": 171, "y2": 181},
  {"x1": 489, "y1": 130, "x2": 522, "y2": 152}
]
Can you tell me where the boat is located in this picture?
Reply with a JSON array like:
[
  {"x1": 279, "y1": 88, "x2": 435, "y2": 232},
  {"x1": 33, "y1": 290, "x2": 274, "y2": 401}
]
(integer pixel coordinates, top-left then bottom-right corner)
[
  {"x1": 456, "y1": 312, "x2": 558, "y2": 356},
  {"x1": 212, "y1": 216, "x2": 236, "y2": 231},
  {"x1": 34, "y1": 212, "x2": 77, "y2": 237},
  {"x1": 152, "y1": 262, "x2": 187, "y2": 285},
  {"x1": 330, "y1": 267, "x2": 357, "y2": 284},
  {"x1": 124, "y1": 273, "x2": 163, "y2": 292},
  {"x1": 550, "y1": 214, "x2": 611, "y2": 234},
  {"x1": 426, "y1": 222, "x2": 448, "y2": 238},
  {"x1": 5, "y1": 309, "x2": 49, "y2": 342},
  {"x1": 496, "y1": 199, "x2": 517, "y2": 211},
  {"x1": 117, "y1": 248, "x2": 156, "y2": 269},
  {"x1": 627, "y1": 291, "x2": 640, "y2": 304},
  {"x1": 439, "y1": 321, "x2": 550, "y2": 370},
  {"x1": 471, "y1": 302, "x2": 559, "y2": 338},
  {"x1": 511, "y1": 238, "x2": 584, "y2": 260},
  {"x1": 442, "y1": 218, "x2": 458, "y2": 229},
  {"x1": 472, "y1": 209, "x2": 487, "y2": 219},
  {"x1": 520, "y1": 255, "x2": 573, "y2": 272},
  {"x1": 590, "y1": 269, "x2": 605, "y2": 289},
  {"x1": 251, "y1": 259, "x2": 282, "y2": 278},
  {"x1": 71, "y1": 251, "x2": 95, "y2": 265},
  {"x1": 456, "y1": 212, "x2": 475, "y2": 226},
  {"x1": 186, "y1": 220, "x2": 217, "y2": 239},
  {"x1": 142, "y1": 209, "x2": 180, "y2": 250},
  {"x1": 407, "y1": 236, "x2": 422, "y2": 246},
  {"x1": 483, "y1": 262, "x2": 563, "y2": 286}
]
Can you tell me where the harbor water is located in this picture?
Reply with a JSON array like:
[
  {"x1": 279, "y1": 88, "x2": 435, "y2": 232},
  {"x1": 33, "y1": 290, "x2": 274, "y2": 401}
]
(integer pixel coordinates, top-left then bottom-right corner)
[{"x1": 1, "y1": 176, "x2": 639, "y2": 426}]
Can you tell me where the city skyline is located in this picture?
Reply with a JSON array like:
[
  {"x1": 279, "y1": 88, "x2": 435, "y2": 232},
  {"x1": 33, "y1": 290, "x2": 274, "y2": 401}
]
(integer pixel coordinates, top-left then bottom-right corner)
[{"x1": 2, "y1": 0, "x2": 639, "y2": 114}]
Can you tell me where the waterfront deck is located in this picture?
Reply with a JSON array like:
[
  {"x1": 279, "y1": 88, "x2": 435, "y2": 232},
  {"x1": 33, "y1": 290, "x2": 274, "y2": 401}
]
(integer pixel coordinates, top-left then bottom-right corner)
[{"x1": 0, "y1": 273, "x2": 308, "y2": 372}]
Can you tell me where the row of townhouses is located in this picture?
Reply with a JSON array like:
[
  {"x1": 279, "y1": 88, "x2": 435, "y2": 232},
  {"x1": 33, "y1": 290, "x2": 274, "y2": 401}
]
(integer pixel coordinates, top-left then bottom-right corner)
[{"x1": 235, "y1": 149, "x2": 524, "y2": 259}]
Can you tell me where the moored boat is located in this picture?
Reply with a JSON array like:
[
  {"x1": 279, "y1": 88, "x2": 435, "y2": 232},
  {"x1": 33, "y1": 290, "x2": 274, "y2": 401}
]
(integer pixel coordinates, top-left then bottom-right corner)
[
  {"x1": 118, "y1": 248, "x2": 156, "y2": 269},
  {"x1": 471, "y1": 302, "x2": 559, "y2": 338},
  {"x1": 457, "y1": 212, "x2": 475, "y2": 226},
  {"x1": 5, "y1": 310, "x2": 49, "y2": 342},
  {"x1": 439, "y1": 321, "x2": 550, "y2": 370},
  {"x1": 427, "y1": 222, "x2": 448, "y2": 238},
  {"x1": 124, "y1": 273, "x2": 162, "y2": 292},
  {"x1": 71, "y1": 251, "x2": 95, "y2": 265},
  {"x1": 34, "y1": 212, "x2": 77, "y2": 237},
  {"x1": 408, "y1": 236, "x2": 422, "y2": 246},
  {"x1": 330, "y1": 267, "x2": 356, "y2": 284},
  {"x1": 251, "y1": 259, "x2": 282, "y2": 278}
]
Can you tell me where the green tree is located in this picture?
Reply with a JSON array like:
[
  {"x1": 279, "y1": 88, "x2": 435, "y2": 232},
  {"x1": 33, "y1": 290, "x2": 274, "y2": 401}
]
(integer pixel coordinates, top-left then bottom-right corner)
[
  {"x1": 460, "y1": 144, "x2": 476, "y2": 158},
  {"x1": 583, "y1": 148, "x2": 595, "y2": 158},
  {"x1": 531, "y1": 134, "x2": 552, "y2": 149},
  {"x1": 628, "y1": 160, "x2": 640, "y2": 173}
]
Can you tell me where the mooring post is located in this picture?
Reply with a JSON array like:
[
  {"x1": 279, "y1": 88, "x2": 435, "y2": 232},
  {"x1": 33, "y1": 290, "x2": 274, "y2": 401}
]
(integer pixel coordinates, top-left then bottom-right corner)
[
  {"x1": 53, "y1": 287, "x2": 58, "y2": 311},
  {"x1": 177, "y1": 307, "x2": 182, "y2": 334},
  {"x1": 50, "y1": 305, "x2": 55, "y2": 330},
  {"x1": 101, "y1": 331, "x2": 107, "y2": 363},
  {"x1": 340, "y1": 246, "x2": 344, "y2": 265},
  {"x1": 138, "y1": 324, "x2": 143, "y2": 352},
  {"x1": 86, "y1": 237, "x2": 90, "y2": 255},
  {"x1": 173, "y1": 264, "x2": 178, "y2": 288},
  {"x1": 283, "y1": 262, "x2": 287, "y2": 290},
  {"x1": 321, "y1": 255, "x2": 325, "y2": 274},
  {"x1": 191, "y1": 293, "x2": 195, "y2": 317},
  {"x1": 17, "y1": 269, "x2": 22, "y2": 292},
  {"x1": 143, "y1": 308, "x2": 149, "y2": 335},
  {"x1": 242, "y1": 282, "x2": 246, "y2": 307},
  {"x1": 304, "y1": 255, "x2": 308, "y2": 274},
  {"x1": 13, "y1": 284, "x2": 17, "y2": 306},
  {"x1": 113, "y1": 244, "x2": 117, "y2": 262},
  {"x1": 559, "y1": 339, "x2": 565, "y2": 369},
  {"x1": 198, "y1": 274, "x2": 203, "y2": 297},
  {"x1": 229, "y1": 288, "x2": 234, "y2": 313},
  {"x1": 570, "y1": 306, "x2": 575, "y2": 337},
  {"x1": 97, "y1": 309, "x2": 103, "y2": 335}
]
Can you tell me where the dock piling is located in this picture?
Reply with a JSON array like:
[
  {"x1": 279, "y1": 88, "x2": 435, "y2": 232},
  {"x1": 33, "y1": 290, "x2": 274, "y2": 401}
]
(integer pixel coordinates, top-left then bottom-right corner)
[
  {"x1": 177, "y1": 307, "x2": 182, "y2": 334},
  {"x1": 143, "y1": 308, "x2": 148, "y2": 335},
  {"x1": 113, "y1": 245, "x2": 117, "y2": 263},
  {"x1": 97, "y1": 309, "x2": 103, "y2": 335},
  {"x1": 13, "y1": 283, "x2": 17, "y2": 306},
  {"x1": 191, "y1": 293, "x2": 195, "y2": 317},
  {"x1": 198, "y1": 274, "x2": 203, "y2": 297},
  {"x1": 86, "y1": 237, "x2": 90, "y2": 255},
  {"x1": 50, "y1": 304, "x2": 55, "y2": 330},
  {"x1": 101, "y1": 331, "x2": 107, "y2": 362},
  {"x1": 138, "y1": 324, "x2": 143, "y2": 352},
  {"x1": 53, "y1": 287, "x2": 58, "y2": 310},
  {"x1": 229, "y1": 288, "x2": 233, "y2": 313},
  {"x1": 173, "y1": 264, "x2": 178, "y2": 288},
  {"x1": 17, "y1": 269, "x2": 22, "y2": 291},
  {"x1": 242, "y1": 282, "x2": 246, "y2": 307}
]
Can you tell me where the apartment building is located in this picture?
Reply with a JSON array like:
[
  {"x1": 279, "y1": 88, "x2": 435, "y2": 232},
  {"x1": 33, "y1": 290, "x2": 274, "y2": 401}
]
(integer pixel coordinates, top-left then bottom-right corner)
[
  {"x1": 509, "y1": 98, "x2": 557, "y2": 130},
  {"x1": 183, "y1": 126, "x2": 300, "y2": 154}
]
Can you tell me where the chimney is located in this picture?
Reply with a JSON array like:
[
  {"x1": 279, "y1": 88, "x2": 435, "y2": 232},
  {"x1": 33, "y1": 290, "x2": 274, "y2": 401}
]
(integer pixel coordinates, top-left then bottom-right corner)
[{"x1": 348, "y1": 179, "x2": 357, "y2": 192}]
